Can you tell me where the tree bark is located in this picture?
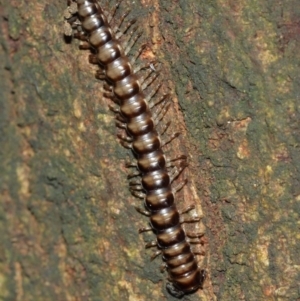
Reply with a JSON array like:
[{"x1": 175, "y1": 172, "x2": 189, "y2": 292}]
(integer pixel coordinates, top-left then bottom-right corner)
[{"x1": 1, "y1": 0, "x2": 300, "y2": 300}]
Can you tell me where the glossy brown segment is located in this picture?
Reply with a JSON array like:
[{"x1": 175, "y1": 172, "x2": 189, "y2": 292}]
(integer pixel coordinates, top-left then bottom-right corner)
[
  {"x1": 156, "y1": 226, "x2": 185, "y2": 248},
  {"x1": 82, "y1": 13, "x2": 105, "y2": 32},
  {"x1": 97, "y1": 40, "x2": 123, "y2": 65},
  {"x1": 89, "y1": 27, "x2": 113, "y2": 48},
  {"x1": 150, "y1": 205, "x2": 180, "y2": 229},
  {"x1": 145, "y1": 188, "x2": 174, "y2": 210},
  {"x1": 137, "y1": 150, "x2": 166, "y2": 172},
  {"x1": 132, "y1": 132, "x2": 161, "y2": 154},
  {"x1": 120, "y1": 94, "x2": 149, "y2": 118},
  {"x1": 169, "y1": 261, "x2": 199, "y2": 277},
  {"x1": 163, "y1": 241, "x2": 191, "y2": 259},
  {"x1": 114, "y1": 73, "x2": 140, "y2": 99},
  {"x1": 127, "y1": 113, "x2": 154, "y2": 136},
  {"x1": 142, "y1": 170, "x2": 170, "y2": 190},
  {"x1": 167, "y1": 252, "x2": 195, "y2": 269},
  {"x1": 106, "y1": 57, "x2": 132, "y2": 82},
  {"x1": 73, "y1": 0, "x2": 205, "y2": 295},
  {"x1": 77, "y1": 0, "x2": 99, "y2": 17}
]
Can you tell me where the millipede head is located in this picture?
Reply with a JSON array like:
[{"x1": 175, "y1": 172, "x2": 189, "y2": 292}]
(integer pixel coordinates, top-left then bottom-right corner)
[{"x1": 166, "y1": 283, "x2": 185, "y2": 299}]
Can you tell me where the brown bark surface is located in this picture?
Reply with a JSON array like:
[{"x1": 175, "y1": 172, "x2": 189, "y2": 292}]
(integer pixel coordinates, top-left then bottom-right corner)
[{"x1": 1, "y1": 0, "x2": 300, "y2": 300}]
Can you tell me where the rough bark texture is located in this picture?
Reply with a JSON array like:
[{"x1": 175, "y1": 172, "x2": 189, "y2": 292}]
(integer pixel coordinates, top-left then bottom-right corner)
[{"x1": 1, "y1": 0, "x2": 300, "y2": 301}]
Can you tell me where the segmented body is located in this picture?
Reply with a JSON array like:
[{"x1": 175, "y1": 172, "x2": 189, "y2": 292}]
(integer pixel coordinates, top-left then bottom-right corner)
[{"x1": 66, "y1": 0, "x2": 205, "y2": 296}]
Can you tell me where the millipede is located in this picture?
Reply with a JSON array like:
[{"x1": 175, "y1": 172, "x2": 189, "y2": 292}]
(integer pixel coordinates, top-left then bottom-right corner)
[{"x1": 64, "y1": 0, "x2": 206, "y2": 297}]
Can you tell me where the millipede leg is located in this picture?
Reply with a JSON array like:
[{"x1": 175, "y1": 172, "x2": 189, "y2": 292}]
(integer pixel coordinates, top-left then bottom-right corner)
[
  {"x1": 129, "y1": 178, "x2": 141, "y2": 185},
  {"x1": 103, "y1": 83, "x2": 113, "y2": 92},
  {"x1": 105, "y1": 92, "x2": 119, "y2": 103},
  {"x1": 120, "y1": 141, "x2": 132, "y2": 149},
  {"x1": 95, "y1": 70, "x2": 106, "y2": 80},
  {"x1": 169, "y1": 166, "x2": 177, "y2": 181},
  {"x1": 172, "y1": 179, "x2": 188, "y2": 194},
  {"x1": 104, "y1": 92, "x2": 115, "y2": 99},
  {"x1": 166, "y1": 154, "x2": 187, "y2": 167},
  {"x1": 179, "y1": 204, "x2": 195, "y2": 214},
  {"x1": 130, "y1": 44, "x2": 147, "y2": 65},
  {"x1": 124, "y1": 30, "x2": 143, "y2": 55},
  {"x1": 145, "y1": 241, "x2": 157, "y2": 248},
  {"x1": 158, "y1": 121, "x2": 171, "y2": 136},
  {"x1": 186, "y1": 230, "x2": 205, "y2": 238},
  {"x1": 74, "y1": 31, "x2": 89, "y2": 42},
  {"x1": 119, "y1": 24, "x2": 138, "y2": 47},
  {"x1": 161, "y1": 132, "x2": 180, "y2": 147},
  {"x1": 108, "y1": 104, "x2": 120, "y2": 114},
  {"x1": 106, "y1": 0, "x2": 122, "y2": 24},
  {"x1": 134, "y1": 61, "x2": 154, "y2": 74},
  {"x1": 169, "y1": 163, "x2": 187, "y2": 183},
  {"x1": 131, "y1": 191, "x2": 145, "y2": 199},
  {"x1": 141, "y1": 64, "x2": 159, "y2": 85},
  {"x1": 127, "y1": 169, "x2": 140, "y2": 178},
  {"x1": 139, "y1": 226, "x2": 152, "y2": 233},
  {"x1": 200, "y1": 270, "x2": 206, "y2": 284},
  {"x1": 187, "y1": 238, "x2": 201, "y2": 244},
  {"x1": 153, "y1": 102, "x2": 170, "y2": 125},
  {"x1": 160, "y1": 262, "x2": 167, "y2": 272},
  {"x1": 139, "y1": 68, "x2": 153, "y2": 85},
  {"x1": 78, "y1": 41, "x2": 91, "y2": 50},
  {"x1": 116, "y1": 120, "x2": 127, "y2": 129},
  {"x1": 139, "y1": 66, "x2": 156, "y2": 83},
  {"x1": 180, "y1": 215, "x2": 201, "y2": 224},
  {"x1": 186, "y1": 235, "x2": 204, "y2": 244},
  {"x1": 192, "y1": 249, "x2": 205, "y2": 256},
  {"x1": 116, "y1": 114, "x2": 126, "y2": 123},
  {"x1": 117, "y1": 133, "x2": 133, "y2": 142},
  {"x1": 118, "y1": 18, "x2": 137, "y2": 40},
  {"x1": 125, "y1": 158, "x2": 137, "y2": 168},
  {"x1": 151, "y1": 250, "x2": 162, "y2": 261},
  {"x1": 89, "y1": 54, "x2": 99, "y2": 64},
  {"x1": 146, "y1": 83, "x2": 161, "y2": 101},
  {"x1": 141, "y1": 72, "x2": 159, "y2": 91},
  {"x1": 178, "y1": 204, "x2": 201, "y2": 223},
  {"x1": 130, "y1": 184, "x2": 143, "y2": 191},
  {"x1": 78, "y1": 40, "x2": 91, "y2": 50},
  {"x1": 112, "y1": 9, "x2": 131, "y2": 34},
  {"x1": 135, "y1": 206, "x2": 151, "y2": 217},
  {"x1": 149, "y1": 93, "x2": 169, "y2": 109}
]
